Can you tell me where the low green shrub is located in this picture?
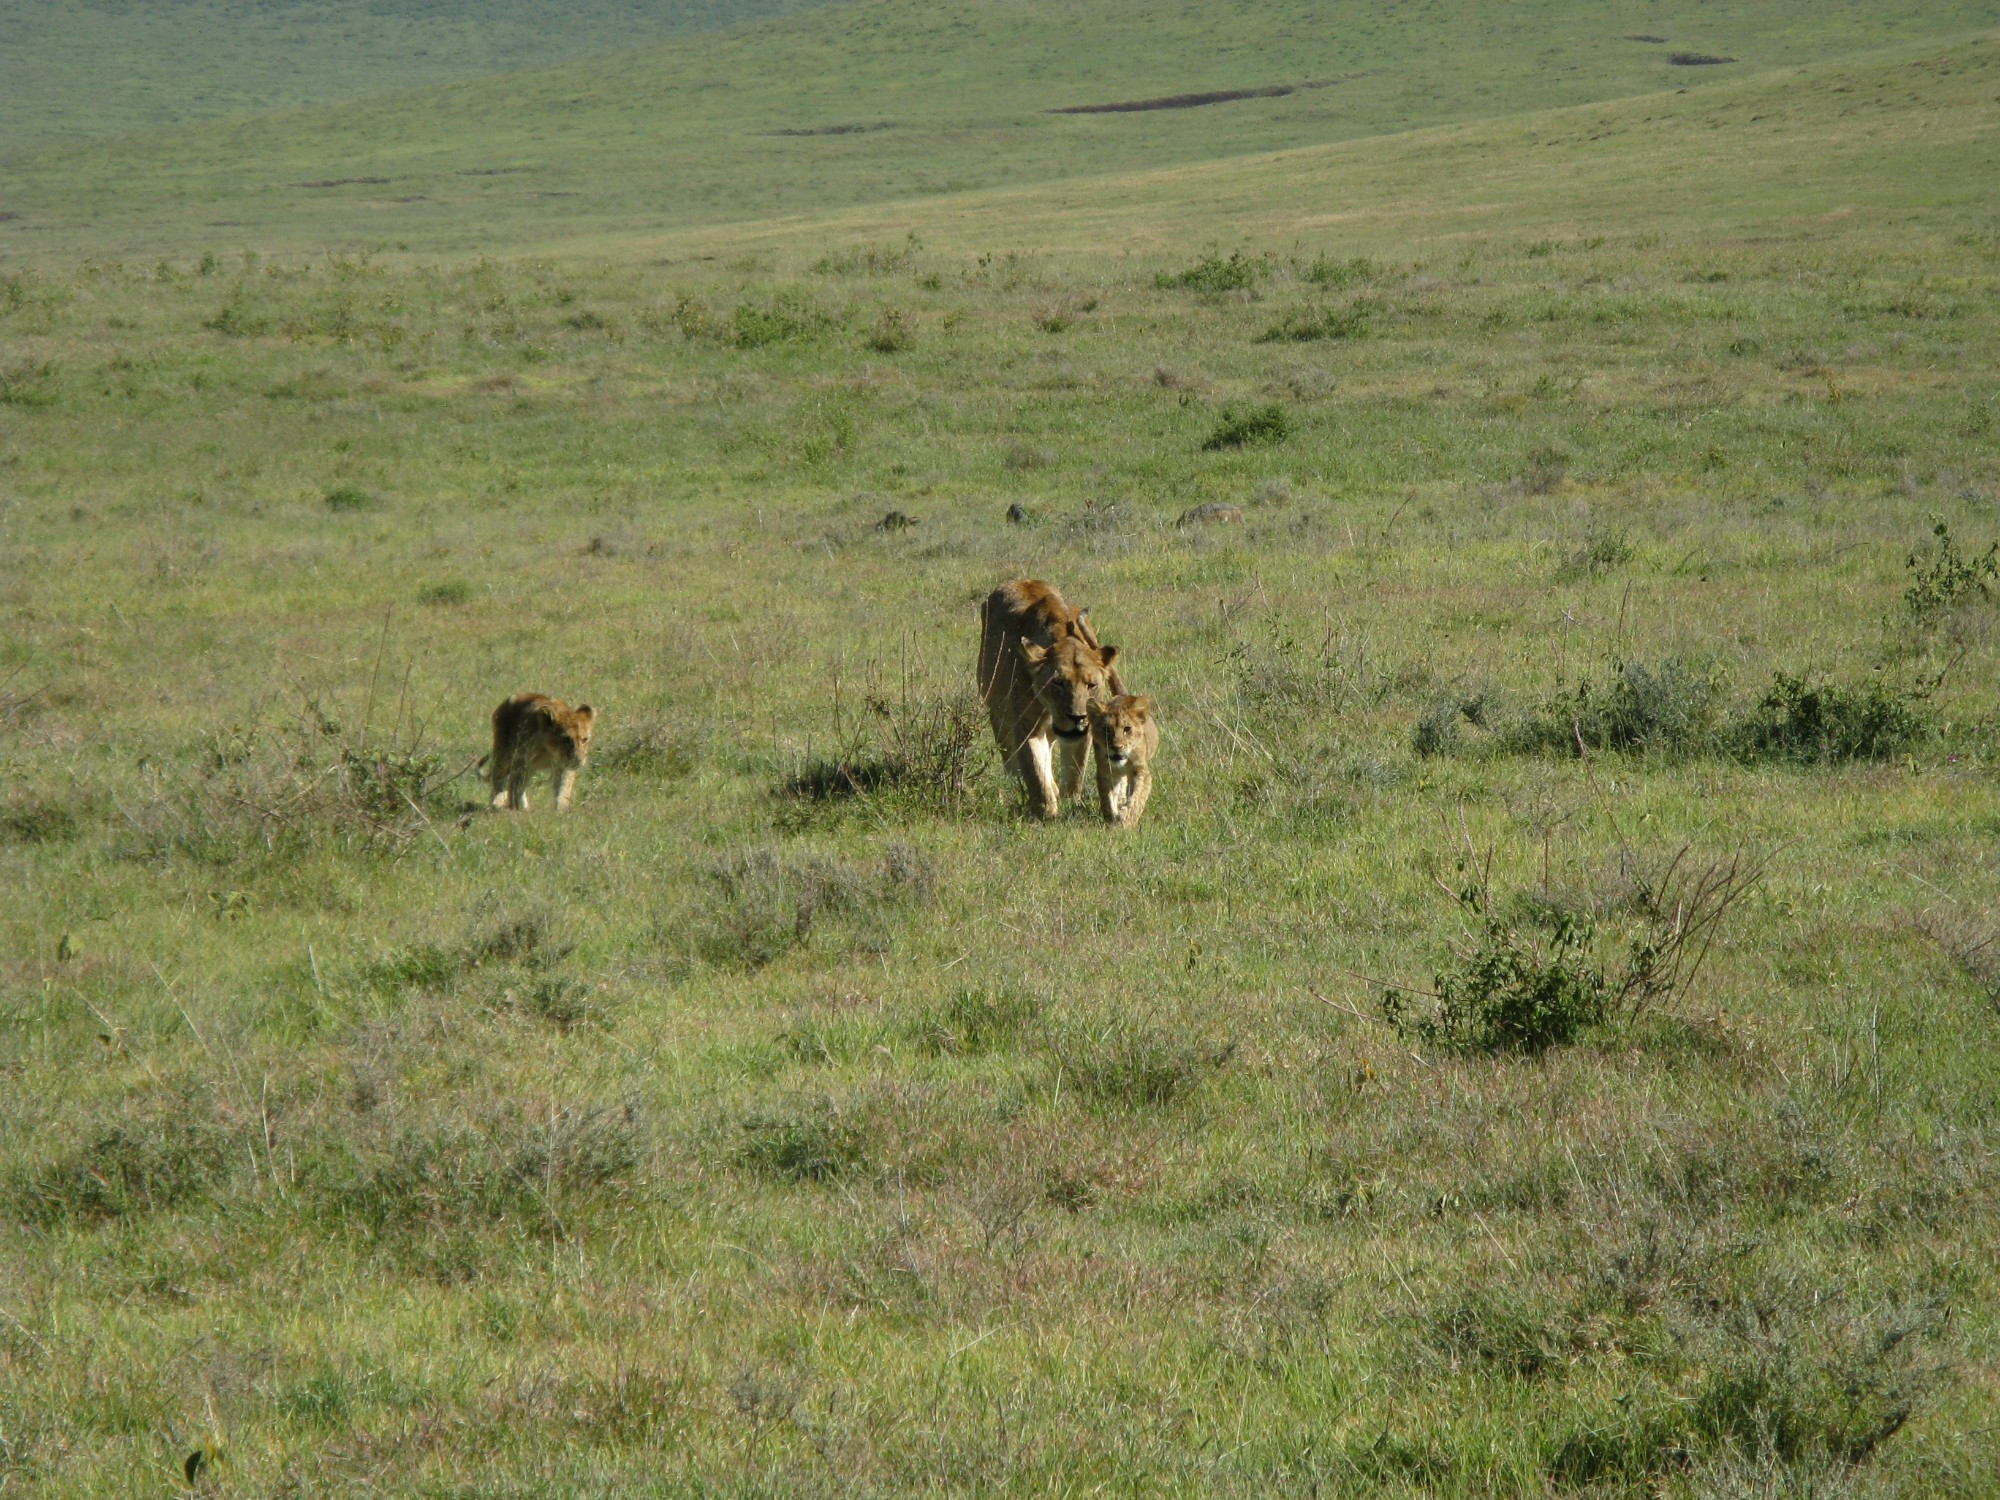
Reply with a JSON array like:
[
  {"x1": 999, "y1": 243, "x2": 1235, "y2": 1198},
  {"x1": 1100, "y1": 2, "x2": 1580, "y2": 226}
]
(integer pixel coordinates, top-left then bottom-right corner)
[
  {"x1": 1202, "y1": 403, "x2": 1293, "y2": 450},
  {"x1": 1155, "y1": 249, "x2": 1264, "y2": 292},
  {"x1": 1511, "y1": 657, "x2": 1728, "y2": 757},
  {"x1": 1730, "y1": 670, "x2": 1932, "y2": 763}
]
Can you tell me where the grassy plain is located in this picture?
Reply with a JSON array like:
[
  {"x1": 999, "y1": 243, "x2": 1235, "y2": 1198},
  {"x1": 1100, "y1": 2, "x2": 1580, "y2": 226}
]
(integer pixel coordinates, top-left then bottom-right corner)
[
  {"x1": 2, "y1": 15, "x2": 2000, "y2": 1500},
  {"x1": 0, "y1": 0, "x2": 843, "y2": 149},
  {"x1": 5, "y1": 0, "x2": 1998, "y2": 257}
]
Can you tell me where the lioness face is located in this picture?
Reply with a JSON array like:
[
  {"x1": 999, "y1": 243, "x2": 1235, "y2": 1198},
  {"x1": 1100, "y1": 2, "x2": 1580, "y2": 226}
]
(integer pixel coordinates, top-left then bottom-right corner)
[
  {"x1": 1020, "y1": 638, "x2": 1119, "y2": 740},
  {"x1": 561, "y1": 706, "x2": 596, "y2": 765},
  {"x1": 1089, "y1": 695, "x2": 1154, "y2": 767}
]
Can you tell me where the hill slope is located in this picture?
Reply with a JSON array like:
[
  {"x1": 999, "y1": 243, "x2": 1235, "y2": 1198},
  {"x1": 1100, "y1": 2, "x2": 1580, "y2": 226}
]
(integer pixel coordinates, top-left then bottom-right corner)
[
  {"x1": 4, "y1": 0, "x2": 1994, "y2": 256},
  {"x1": 0, "y1": 0, "x2": 849, "y2": 149}
]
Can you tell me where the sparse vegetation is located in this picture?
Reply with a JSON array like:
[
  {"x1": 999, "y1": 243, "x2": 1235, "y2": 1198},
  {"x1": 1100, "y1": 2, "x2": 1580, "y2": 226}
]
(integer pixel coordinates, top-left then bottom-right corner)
[{"x1": 1, "y1": 5, "x2": 1996, "y2": 1493}]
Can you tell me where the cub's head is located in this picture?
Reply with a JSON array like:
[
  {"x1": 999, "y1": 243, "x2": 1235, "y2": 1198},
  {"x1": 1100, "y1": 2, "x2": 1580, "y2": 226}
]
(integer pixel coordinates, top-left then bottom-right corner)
[
  {"x1": 557, "y1": 704, "x2": 596, "y2": 765},
  {"x1": 1088, "y1": 694, "x2": 1156, "y2": 768},
  {"x1": 1019, "y1": 633, "x2": 1119, "y2": 741}
]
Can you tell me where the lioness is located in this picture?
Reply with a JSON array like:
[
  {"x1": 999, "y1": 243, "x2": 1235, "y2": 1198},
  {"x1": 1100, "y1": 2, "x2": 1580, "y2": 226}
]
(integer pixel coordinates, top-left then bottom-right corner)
[
  {"x1": 1088, "y1": 694, "x2": 1158, "y2": 829},
  {"x1": 487, "y1": 693, "x2": 596, "y2": 812},
  {"x1": 977, "y1": 579, "x2": 1120, "y2": 818}
]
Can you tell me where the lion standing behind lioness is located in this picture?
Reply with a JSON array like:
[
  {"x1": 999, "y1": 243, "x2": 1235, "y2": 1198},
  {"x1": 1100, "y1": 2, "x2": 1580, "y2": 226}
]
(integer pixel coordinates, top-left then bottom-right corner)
[{"x1": 977, "y1": 580, "x2": 1120, "y2": 818}]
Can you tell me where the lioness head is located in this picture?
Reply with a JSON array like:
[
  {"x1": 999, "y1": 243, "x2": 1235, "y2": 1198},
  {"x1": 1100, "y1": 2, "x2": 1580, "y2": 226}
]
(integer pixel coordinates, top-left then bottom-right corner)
[
  {"x1": 1019, "y1": 634, "x2": 1119, "y2": 740},
  {"x1": 558, "y1": 704, "x2": 596, "y2": 765},
  {"x1": 1088, "y1": 694, "x2": 1155, "y2": 767}
]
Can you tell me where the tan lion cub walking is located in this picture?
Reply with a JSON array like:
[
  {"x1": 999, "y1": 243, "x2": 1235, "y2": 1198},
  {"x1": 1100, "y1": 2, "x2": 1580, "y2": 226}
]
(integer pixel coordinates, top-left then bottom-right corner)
[
  {"x1": 1087, "y1": 694, "x2": 1158, "y2": 829},
  {"x1": 487, "y1": 693, "x2": 596, "y2": 812}
]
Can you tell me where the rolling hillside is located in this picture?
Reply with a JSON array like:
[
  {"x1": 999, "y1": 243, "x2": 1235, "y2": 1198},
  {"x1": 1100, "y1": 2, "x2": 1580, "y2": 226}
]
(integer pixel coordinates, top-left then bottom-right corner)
[
  {"x1": 0, "y1": 0, "x2": 849, "y2": 149},
  {"x1": 3, "y1": 5, "x2": 2000, "y2": 1496},
  {"x1": 3, "y1": 0, "x2": 1995, "y2": 256}
]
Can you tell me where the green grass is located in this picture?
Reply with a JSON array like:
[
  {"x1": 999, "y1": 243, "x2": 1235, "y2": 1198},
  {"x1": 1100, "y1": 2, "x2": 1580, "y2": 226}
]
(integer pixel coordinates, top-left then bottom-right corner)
[
  {"x1": 2, "y1": 14, "x2": 1999, "y2": 1498},
  {"x1": 4, "y1": 0, "x2": 1997, "y2": 256},
  {"x1": 0, "y1": 0, "x2": 847, "y2": 149}
]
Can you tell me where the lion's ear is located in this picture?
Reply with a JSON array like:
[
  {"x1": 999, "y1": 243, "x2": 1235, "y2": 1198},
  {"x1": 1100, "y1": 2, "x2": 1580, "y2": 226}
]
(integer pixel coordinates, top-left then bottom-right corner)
[
  {"x1": 1099, "y1": 644, "x2": 1120, "y2": 668},
  {"x1": 574, "y1": 705, "x2": 595, "y2": 726},
  {"x1": 1019, "y1": 640, "x2": 1050, "y2": 667}
]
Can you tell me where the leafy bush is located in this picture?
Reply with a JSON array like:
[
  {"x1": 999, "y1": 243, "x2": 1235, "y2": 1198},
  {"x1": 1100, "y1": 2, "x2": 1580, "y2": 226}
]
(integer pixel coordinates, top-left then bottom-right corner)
[
  {"x1": 1201, "y1": 403, "x2": 1293, "y2": 450},
  {"x1": 1380, "y1": 843, "x2": 1762, "y2": 1054},
  {"x1": 729, "y1": 291, "x2": 841, "y2": 348},
  {"x1": 1905, "y1": 518, "x2": 1997, "y2": 621},
  {"x1": 1730, "y1": 670, "x2": 1933, "y2": 763},
  {"x1": 1384, "y1": 904, "x2": 1607, "y2": 1054},
  {"x1": 1154, "y1": 249, "x2": 1265, "y2": 293},
  {"x1": 1511, "y1": 657, "x2": 1728, "y2": 757},
  {"x1": 862, "y1": 306, "x2": 916, "y2": 352},
  {"x1": 1255, "y1": 302, "x2": 1371, "y2": 342}
]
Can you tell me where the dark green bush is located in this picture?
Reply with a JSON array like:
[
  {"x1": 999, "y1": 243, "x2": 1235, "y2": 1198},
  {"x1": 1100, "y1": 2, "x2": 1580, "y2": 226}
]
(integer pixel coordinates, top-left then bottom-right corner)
[
  {"x1": 1384, "y1": 906, "x2": 1606, "y2": 1055},
  {"x1": 1201, "y1": 403, "x2": 1293, "y2": 450},
  {"x1": 1154, "y1": 249, "x2": 1265, "y2": 292},
  {"x1": 1255, "y1": 302, "x2": 1371, "y2": 342},
  {"x1": 1511, "y1": 657, "x2": 1728, "y2": 757},
  {"x1": 1730, "y1": 670, "x2": 1932, "y2": 763}
]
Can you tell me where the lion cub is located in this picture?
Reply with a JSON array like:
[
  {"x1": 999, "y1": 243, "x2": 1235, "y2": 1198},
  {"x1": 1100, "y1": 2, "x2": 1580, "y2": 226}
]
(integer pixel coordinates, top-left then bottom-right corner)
[
  {"x1": 487, "y1": 693, "x2": 596, "y2": 812},
  {"x1": 1087, "y1": 694, "x2": 1158, "y2": 829}
]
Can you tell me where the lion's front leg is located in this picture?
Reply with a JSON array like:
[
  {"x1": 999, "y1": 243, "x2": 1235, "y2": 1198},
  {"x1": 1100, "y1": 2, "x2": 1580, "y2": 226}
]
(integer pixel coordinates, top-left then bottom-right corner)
[
  {"x1": 1120, "y1": 767, "x2": 1152, "y2": 829},
  {"x1": 553, "y1": 765, "x2": 578, "y2": 812},
  {"x1": 1057, "y1": 731, "x2": 1089, "y2": 803},
  {"x1": 1011, "y1": 731, "x2": 1062, "y2": 818}
]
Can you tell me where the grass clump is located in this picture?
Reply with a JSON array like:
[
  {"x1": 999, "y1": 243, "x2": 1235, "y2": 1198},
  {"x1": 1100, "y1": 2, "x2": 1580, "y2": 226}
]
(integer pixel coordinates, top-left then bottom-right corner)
[
  {"x1": 1052, "y1": 1022, "x2": 1233, "y2": 1108},
  {"x1": 862, "y1": 306, "x2": 916, "y2": 352},
  {"x1": 734, "y1": 1097, "x2": 870, "y2": 1182},
  {"x1": 1201, "y1": 402, "x2": 1292, "y2": 450},
  {"x1": 1256, "y1": 301, "x2": 1371, "y2": 342},
  {"x1": 1154, "y1": 248, "x2": 1265, "y2": 293},
  {"x1": 0, "y1": 360, "x2": 59, "y2": 407},
  {"x1": 907, "y1": 986, "x2": 1040, "y2": 1057},
  {"x1": 322, "y1": 483, "x2": 375, "y2": 512},
  {"x1": 728, "y1": 290, "x2": 841, "y2": 348},
  {"x1": 675, "y1": 844, "x2": 935, "y2": 970},
  {"x1": 1511, "y1": 656, "x2": 1729, "y2": 757},
  {"x1": 318, "y1": 1103, "x2": 644, "y2": 1246},
  {"x1": 783, "y1": 690, "x2": 988, "y2": 816},
  {"x1": 9, "y1": 1097, "x2": 231, "y2": 1224}
]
